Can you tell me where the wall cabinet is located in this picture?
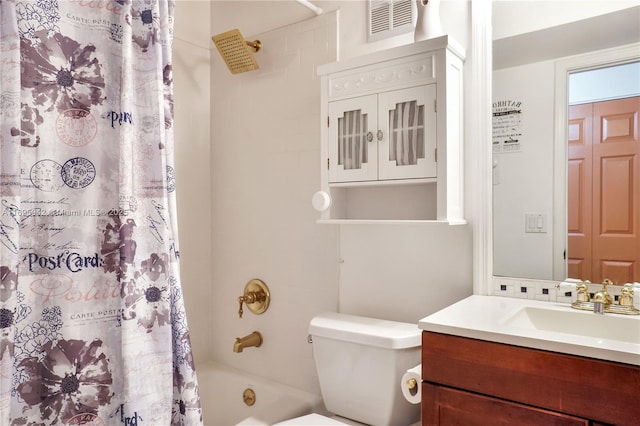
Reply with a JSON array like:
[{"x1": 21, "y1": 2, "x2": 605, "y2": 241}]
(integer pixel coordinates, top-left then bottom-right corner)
[
  {"x1": 328, "y1": 85, "x2": 437, "y2": 183},
  {"x1": 421, "y1": 331, "x2": 640, "y2": 426},
  {"x1": 317, "y1": 36, "x2": 465, "y2": 223}
]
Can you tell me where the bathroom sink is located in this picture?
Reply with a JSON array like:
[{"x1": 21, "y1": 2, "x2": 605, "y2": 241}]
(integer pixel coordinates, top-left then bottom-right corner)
[
  {"x1": 419, "y1": 295, "x2": 640, "y2": 365},
  {"x1": 502, "y1": 306, "x2": 640, "y2": 344}
]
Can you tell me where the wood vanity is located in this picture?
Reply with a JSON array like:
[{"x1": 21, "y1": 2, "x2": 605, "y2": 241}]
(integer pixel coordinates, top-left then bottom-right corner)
[{"x1": 421, "y1": 331, "x2": 640, "y2": 426}]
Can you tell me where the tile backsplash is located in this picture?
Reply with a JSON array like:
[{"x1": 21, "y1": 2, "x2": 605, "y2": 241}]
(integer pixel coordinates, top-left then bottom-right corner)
[{"x1": 491, "y1": 277, "x2": 629, "y2": 306}]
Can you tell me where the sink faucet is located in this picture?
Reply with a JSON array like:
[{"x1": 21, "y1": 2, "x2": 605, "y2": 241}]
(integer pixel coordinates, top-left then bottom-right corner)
[
  {"x1": 233, "y1": 331, "x2": 263, "y2": 353},
  {"x1": 557, "y1": 279, "x2": 639, "y2": 315},
  {"x1": 593, "y1": 279, "x2": 614, "y2": 314}
]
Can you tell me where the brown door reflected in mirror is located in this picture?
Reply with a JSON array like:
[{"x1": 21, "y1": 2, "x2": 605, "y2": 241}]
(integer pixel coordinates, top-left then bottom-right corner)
[{"x1": 567, "y1": 96, "x2": 640, "y2": 284}]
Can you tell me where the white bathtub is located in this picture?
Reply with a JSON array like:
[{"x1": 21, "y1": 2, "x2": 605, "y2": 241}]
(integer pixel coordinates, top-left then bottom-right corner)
[{"x1": 197, "y1": 363, "x2": 323, "y2": 426}]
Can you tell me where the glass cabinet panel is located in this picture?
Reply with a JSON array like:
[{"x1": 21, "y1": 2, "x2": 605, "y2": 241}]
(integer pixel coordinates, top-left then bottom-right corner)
[
  {"x1": 378, "y1": 84, "x2": 436, "y2": 180},
  {"x1": 388, "y1": 100, "x2": 425, "y2": 166},
  {"x1": 328, "y1": 94, "x2": 378, "y2": 183},
  {"x1": 337, "y1": 109, "x2": 369, "y2": 170}
]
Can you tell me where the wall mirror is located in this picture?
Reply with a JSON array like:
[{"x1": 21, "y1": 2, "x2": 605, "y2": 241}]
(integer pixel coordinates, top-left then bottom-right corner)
[{"x1": 491, "y1": 1, "x2": 640, "y2": 285}]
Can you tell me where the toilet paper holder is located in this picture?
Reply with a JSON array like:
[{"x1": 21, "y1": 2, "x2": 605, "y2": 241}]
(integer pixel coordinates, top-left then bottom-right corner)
[
  {"x1": 401, "y1": 364, "x2": 422, "y2": 405},
  {"x1": 406, "y1": 378, "x2": 418, "y2": 396},
  {"x1": 237, "y1": 279, "x2": 270, "y2": 318}
]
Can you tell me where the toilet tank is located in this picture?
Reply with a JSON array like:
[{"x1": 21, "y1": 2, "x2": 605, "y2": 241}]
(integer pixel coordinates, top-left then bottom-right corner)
[{"x1": 309, "y1": 312, "x2": 421, "y2": 426}]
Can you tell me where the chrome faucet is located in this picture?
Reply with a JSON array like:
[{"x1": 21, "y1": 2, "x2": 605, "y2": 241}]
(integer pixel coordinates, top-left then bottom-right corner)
[{"x1": 233, "y1": 331, "x2": 263, "y2": 353}]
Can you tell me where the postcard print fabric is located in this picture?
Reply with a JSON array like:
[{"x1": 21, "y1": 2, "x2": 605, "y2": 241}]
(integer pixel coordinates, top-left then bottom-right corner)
[{"x1": 0, "y1": 0, "x2": 202, "y2": 424}]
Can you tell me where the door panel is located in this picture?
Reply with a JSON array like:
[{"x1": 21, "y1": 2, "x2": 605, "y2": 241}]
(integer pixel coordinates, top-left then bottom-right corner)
[
  {"x1": 592, "y1": 97, "x2": 639, "y2": 283},
  {"x1": 567, "y1": 96, "x2": 640, "y2": 283},
  {"x1": 567, "y1": 104, "x2": 592, "y2": 280}
]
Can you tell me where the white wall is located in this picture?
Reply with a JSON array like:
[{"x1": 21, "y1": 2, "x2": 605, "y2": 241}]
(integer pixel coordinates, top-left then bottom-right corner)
[
  {"x1": 173, "y1": 0, "x2": 474, "y2": 398},
  {"x1": 211, "y1": 0, "x2": 470, "y2": 62},
  {"x1": 339, "y1": 224, "x2": 472, "y2": 323},
  {"x1": 173, "y1": 0, "x2": 213, "y2": 368},
  {"x1": 492, "y1": 61, "x2": 555, "y2": 280}
]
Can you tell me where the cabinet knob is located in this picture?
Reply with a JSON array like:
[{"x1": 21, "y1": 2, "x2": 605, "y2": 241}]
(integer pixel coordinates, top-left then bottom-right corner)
[
  {"x1": 312, "y1": 191, "x2": 331, "y2": 212},
  {"x1": 377, "y1": 130, "x2": 383, "y2": 141},
  {"x1": 366, "y1": 131, "x2": 374, "y2": 142}
]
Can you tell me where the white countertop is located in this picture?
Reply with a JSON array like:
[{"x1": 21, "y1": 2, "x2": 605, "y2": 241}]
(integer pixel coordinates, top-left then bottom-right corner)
[{"x1": 419, "y1": 295, "x2": 640, "y2": 366}]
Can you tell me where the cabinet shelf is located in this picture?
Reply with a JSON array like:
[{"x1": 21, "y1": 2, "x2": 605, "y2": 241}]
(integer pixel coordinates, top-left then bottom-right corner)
[{"x1": 328, "y1": 177, "x2": 437, "y2": 188}]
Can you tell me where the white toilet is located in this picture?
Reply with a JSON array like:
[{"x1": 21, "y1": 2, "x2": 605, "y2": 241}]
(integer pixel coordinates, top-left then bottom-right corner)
[{"x1": 278, "y1": 312, "x2": 422, "y2": 426}]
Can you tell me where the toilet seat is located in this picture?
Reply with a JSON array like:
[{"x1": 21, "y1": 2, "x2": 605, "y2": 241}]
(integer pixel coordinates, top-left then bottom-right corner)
[{"x1": 274, "y1": 413, "x2": 350, "y2": 425}]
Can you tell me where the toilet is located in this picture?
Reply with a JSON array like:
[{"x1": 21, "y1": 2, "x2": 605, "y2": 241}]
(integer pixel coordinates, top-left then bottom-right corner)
[{"x1": 278, "y1": 312, "x2": 422, "y2": 426}]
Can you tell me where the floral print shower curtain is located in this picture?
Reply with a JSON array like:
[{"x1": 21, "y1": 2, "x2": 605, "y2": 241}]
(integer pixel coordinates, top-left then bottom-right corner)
[{"x1": 0, "y1": 0, "x2": 202, "y2": 424}]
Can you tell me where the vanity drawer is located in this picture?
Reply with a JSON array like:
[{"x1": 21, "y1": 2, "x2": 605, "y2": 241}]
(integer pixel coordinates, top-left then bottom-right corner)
[
  {"x1": 421, "y1": 331, "x2": 640, "y2": 426},
  {"x1": 422, "y1": 382, "x2": 589, "y2": 426}
]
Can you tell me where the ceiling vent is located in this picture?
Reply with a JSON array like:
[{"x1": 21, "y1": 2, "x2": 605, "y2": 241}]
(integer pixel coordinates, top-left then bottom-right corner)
[{"x1": 368, "y1": 0, "x2": 414, "y2": 43}]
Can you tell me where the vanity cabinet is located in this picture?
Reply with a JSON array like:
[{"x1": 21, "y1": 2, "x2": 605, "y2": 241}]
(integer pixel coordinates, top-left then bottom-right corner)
[
  {"x1": 421, "y1": 331, "x2": 640, "y2": 426},
  {"x1": 317, "y1": 36, "x2": 465, "y2": 223}
]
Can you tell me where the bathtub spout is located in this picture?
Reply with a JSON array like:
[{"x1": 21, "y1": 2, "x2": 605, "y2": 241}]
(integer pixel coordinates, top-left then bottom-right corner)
[{"x1": 233, "y1": 331, "x2": 263, "y2": 353}]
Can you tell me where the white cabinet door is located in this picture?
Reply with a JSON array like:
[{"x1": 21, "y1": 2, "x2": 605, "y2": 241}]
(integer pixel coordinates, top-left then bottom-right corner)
[
  {"x1": 378, "y1": 84, "x2": 437, "y2": 180},
  {"x1": 328, "y1": 94, "x2": 378, "y2": 183},
  {"x1": 328, "y1": 86, "x2": 436, "y2": 184}
]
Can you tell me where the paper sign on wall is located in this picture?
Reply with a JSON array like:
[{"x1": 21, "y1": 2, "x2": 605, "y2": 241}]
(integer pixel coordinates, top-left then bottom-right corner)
[{"x1": 493, "y1": 100, "x2": 523, "y2": 153}]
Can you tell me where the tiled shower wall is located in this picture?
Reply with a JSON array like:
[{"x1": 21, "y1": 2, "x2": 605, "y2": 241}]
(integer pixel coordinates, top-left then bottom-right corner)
[{"x1": 207, "y1": 12, "x2": 340, "y2": 394}]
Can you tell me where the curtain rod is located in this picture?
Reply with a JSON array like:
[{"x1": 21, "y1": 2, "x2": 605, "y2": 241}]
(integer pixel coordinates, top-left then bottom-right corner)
[{"x1": 296, "y1": 0, "x2": 323, "y2": 15}]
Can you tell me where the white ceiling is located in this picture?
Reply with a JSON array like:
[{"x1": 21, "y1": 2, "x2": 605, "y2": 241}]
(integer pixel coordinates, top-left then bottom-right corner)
[
  {"x1": 493, "y1": 0, "x2": 640, "y2": 39},
  {"x1": 211, "y1": 0, "x2": 340, "y2": 37}
]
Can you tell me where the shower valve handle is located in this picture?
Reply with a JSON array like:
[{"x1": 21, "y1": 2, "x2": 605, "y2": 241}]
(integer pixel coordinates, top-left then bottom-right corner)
[
  {"x1": 237, "y1": 279, "x2": 271, "y2": 319},
  {"x1": 238, "y1": 296, "x2": 245, "y2": 318},
  {"x1": 237, "y1": 293, "x2": 257, "y2": 318}
]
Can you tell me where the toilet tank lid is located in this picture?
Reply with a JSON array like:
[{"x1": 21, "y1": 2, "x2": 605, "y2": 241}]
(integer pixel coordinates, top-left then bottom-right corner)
[{"x1": 309, "y1": 312, "x2": 421, "y2": 349}]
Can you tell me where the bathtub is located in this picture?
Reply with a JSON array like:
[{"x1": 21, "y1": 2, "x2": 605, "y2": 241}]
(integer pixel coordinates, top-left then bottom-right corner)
[{"x1": 197, "y1": 363, "x2": 323, "y2": 425}]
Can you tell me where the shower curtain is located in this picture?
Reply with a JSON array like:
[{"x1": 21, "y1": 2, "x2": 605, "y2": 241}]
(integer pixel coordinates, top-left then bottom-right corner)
[{"x1": 0, "y1": 0, "x2": 202, "y2": 424}]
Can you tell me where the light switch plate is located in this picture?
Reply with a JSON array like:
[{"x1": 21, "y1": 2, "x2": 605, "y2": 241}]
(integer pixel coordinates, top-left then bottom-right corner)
[{"x1": 525, "y1": 213, "x2": 546, "y2": 233}]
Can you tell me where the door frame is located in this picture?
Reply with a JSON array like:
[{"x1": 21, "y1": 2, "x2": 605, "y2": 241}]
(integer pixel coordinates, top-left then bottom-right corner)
[{"x1": 552, "y1": 43, "x2": 640, "y2": 281}]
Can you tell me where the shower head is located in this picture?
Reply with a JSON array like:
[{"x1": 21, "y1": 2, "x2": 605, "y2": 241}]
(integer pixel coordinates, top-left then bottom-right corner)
[{"x1": 211, "y1": 29, "x2": 261, "y2": 74}]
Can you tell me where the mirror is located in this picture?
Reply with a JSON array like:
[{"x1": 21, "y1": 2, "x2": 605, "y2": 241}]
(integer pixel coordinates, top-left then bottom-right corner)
[{"x1": 492, "y1": 2, "x2": 640, "y2": 283}]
